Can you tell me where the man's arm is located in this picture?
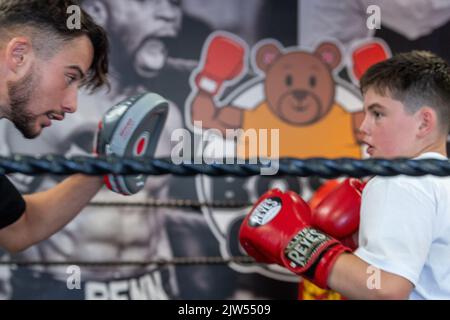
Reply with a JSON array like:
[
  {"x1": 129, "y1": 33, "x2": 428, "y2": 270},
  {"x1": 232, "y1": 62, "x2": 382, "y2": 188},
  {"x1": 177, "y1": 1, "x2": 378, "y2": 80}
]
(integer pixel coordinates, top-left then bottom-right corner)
[
  {"x1": 328, "y1": 253, "x2": 414, "y2": 300},
  {"x1": 0, "y1": 175, "x2": 103, "y2": 253}
]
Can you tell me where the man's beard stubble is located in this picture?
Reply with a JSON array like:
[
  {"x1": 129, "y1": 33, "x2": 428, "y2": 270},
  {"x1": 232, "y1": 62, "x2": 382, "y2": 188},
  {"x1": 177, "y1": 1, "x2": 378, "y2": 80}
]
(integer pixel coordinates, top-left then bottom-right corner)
[{"x1": 7, "y1": 69, "x2": 40, "y2": 139}]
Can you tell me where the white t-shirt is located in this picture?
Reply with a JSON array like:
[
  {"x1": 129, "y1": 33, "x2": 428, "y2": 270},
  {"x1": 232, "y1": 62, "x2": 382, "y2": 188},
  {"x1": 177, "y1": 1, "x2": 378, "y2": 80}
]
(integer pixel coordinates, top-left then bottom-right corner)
[{"x1": 354, "y1": 152, "x2": 450, "y2": 300}]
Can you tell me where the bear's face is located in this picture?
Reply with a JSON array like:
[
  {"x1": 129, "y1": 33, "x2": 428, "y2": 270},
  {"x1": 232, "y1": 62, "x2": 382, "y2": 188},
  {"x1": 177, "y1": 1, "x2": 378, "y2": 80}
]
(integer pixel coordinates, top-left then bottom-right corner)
[
  {"x1": 264, "y1": 52, "x2": 335, "y2": 125},
  {"x1": 255, "y1": 42, "x2": 341, "y2": 126}
]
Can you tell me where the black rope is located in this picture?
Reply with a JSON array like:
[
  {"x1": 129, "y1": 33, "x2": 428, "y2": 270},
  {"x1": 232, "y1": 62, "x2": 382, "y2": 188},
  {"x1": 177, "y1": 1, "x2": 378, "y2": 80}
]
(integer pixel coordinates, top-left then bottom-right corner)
[
  {"x1": 89, "y1": 199, "x2": 252, "y2": 209},
  {"x1": 0, "y1": 257, "x2": 255, "y2": 267},
  {"x1": 1, "y1": 155, "x2": 449, "y2": 178}
]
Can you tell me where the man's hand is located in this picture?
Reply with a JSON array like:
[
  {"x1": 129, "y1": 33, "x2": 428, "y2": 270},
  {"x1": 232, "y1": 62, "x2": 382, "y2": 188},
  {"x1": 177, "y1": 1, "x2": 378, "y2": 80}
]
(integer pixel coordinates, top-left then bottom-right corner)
[{"x1": 95, "y1": 92, "x2": 169, "y2": 195}]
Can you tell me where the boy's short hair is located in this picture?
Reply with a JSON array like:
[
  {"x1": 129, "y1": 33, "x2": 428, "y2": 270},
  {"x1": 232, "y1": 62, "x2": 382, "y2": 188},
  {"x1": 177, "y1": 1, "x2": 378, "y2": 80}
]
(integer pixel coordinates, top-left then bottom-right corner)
[
  {"x1": 360, "y1": 50, "x2": 450, "y2": 134},
  {"x1": 0, "y1": 0, "x2": 109, "y2": 92}
]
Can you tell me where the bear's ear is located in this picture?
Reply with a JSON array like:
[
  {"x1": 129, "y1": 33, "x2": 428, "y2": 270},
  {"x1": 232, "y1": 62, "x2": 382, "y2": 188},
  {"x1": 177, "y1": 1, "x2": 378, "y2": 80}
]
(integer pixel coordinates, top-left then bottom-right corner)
[
  {"x1": 255, "y1": 42, "x2": 282, "y2": 73},
  {"x1": 315, "y1": 42, "x2": 342, "y2": 70}
]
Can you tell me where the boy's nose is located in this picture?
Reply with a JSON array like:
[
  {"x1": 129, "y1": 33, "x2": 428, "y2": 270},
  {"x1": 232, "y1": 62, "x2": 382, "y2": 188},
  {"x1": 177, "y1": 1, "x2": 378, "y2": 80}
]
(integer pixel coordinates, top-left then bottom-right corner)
[{"x1": 359, "y1": 115, "x2": 370, "y2": 136}]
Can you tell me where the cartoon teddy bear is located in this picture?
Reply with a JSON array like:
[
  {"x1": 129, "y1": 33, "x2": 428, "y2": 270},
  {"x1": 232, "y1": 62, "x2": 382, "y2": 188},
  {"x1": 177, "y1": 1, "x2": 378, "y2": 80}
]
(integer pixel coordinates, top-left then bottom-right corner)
[{"x1": 190, "y1": 34, "x2": 386, "y2": 159}]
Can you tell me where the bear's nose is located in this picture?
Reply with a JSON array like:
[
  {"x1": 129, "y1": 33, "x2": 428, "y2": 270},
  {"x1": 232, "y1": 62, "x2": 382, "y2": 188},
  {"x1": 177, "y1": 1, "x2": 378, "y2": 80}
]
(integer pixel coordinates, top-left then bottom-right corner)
[{"x1": 293, "y1": 90, "x2": 308, "y2": 101}]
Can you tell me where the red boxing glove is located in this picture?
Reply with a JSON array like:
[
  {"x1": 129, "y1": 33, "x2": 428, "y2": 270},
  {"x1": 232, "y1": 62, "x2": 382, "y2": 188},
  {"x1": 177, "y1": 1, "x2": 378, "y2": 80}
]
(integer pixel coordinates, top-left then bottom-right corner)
[
  {"x1": 239, "y1": 189, "x2": 351, "y2": 289},
  {"x1": 351, "y1": 40, "x2": 390, "y2": 81},
  {"x1": 308, "y1": 179, "x2": 341, "y2": 210},
  {"x1": 195, "y1": 35, "x2": 245, "y2": 95},
  {"x1": 311, "y1": 179, "x2": 365, "y2": 251}
]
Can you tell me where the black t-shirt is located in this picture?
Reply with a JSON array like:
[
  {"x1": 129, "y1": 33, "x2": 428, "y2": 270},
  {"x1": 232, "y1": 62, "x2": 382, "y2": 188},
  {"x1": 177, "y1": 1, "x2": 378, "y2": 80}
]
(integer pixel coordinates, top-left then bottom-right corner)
[{"x1": 0, "y1": 174, "x2": 26, "y2": 229}]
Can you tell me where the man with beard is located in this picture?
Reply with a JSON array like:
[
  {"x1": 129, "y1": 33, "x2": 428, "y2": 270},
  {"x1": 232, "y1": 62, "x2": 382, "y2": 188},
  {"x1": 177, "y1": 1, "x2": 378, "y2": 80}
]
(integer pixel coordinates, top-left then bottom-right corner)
[
  {"x1": 1, "y1": 0, "x2": 235, "y2": 300},
  {"x1": 0, "y1": 1, "x2": 109, "y2": 252}
]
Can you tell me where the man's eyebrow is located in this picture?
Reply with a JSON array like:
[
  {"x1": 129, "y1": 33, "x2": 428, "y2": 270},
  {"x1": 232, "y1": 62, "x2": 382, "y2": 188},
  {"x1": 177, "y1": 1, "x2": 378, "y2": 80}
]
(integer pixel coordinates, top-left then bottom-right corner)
[{"x1": 66, "y1": 65, "x2": 86, "y2": 79}]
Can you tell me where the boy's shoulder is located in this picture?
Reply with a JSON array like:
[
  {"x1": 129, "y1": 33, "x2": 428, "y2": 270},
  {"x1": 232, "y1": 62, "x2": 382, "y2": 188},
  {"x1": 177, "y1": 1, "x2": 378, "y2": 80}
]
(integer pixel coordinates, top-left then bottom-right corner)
[
  {"x1": 365, "y1": 173, "x2": 450, "y2": 204},
  {"x1": 366, "y1": 153, "x2": 449, "y2": 197}
]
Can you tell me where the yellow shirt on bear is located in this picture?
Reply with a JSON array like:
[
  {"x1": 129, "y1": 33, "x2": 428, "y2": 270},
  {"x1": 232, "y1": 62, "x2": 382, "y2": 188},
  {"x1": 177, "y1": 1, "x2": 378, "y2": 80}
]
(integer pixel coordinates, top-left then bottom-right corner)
[{"x1": 238, "y1": 101, "x2": 361, "y2": 159}]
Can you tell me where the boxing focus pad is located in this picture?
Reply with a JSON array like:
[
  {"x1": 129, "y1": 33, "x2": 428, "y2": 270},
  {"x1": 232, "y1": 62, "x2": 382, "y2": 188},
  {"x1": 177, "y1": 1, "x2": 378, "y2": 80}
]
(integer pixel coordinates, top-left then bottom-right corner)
[{"x1": 95, "y1": 92, "x2": 168, "y2": 195}]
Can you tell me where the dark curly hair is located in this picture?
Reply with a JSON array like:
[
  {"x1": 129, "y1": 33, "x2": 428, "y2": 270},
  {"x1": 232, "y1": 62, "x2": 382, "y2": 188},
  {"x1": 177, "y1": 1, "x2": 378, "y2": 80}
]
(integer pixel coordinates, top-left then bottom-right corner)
[
  {"x1": 0, "y1": 0, "x2": 109, "y2": 92},
  {"x1": 360, "y1": 50, "x2": 450, "y2": 133}
]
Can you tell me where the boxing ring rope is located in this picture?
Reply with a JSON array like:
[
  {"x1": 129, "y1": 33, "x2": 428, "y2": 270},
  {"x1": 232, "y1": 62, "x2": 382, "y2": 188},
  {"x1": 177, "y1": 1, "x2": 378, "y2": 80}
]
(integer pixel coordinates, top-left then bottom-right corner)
[
  {"x1": 1, "y1": 154, "x2": 449, "y2": 267},
  {"x1": 0, "y1": 257, "x2": 255, "y2": 267},
  {"x1": 88, "y1": 199, "x2": 253, "y2": 209},
  {"x1": 1, "y1": 155, "x2": 450, "y2": 177}
]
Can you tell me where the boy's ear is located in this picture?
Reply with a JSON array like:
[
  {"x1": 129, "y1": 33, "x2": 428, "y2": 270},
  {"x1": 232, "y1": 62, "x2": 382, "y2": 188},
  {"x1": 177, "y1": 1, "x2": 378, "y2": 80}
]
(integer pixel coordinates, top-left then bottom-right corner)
[
  {"x1": 5, "y1": 37, "x2": 34, "y2": 77},
  {"x1": 417, "y1": 107, "x2": 437, "y2": 138}
]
